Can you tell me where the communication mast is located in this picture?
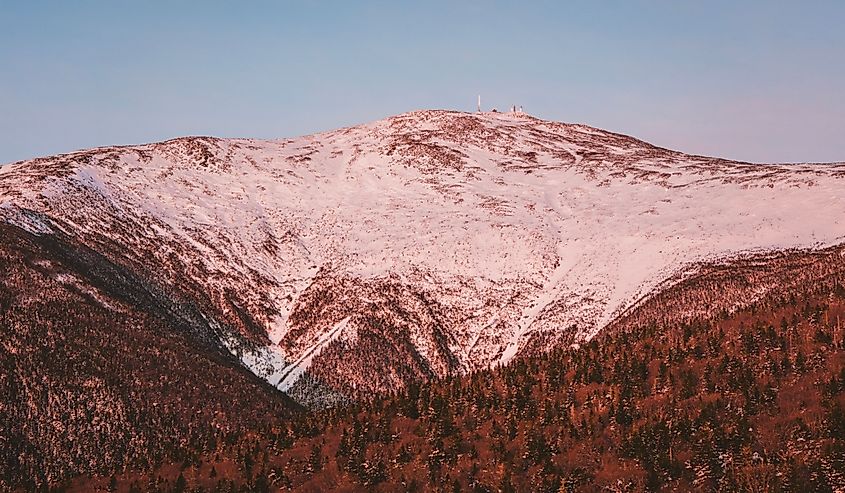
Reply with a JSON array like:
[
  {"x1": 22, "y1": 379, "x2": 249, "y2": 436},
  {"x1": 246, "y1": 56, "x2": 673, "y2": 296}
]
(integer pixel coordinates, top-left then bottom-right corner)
[{"x1": 477, "y1": 95, "x2": 481, "y2": 112}]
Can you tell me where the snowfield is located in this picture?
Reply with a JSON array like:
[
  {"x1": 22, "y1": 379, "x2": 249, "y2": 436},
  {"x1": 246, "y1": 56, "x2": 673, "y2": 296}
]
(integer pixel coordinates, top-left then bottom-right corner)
[{"x1": 2, "y1": 109, "x2": 844, "y2": 399}]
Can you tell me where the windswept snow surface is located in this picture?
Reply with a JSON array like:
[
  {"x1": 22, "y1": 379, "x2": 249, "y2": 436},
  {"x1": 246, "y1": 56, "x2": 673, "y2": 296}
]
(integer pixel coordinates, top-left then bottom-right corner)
[{"x1": 2, "y1": 109, "x2": 845, "y2": 395}]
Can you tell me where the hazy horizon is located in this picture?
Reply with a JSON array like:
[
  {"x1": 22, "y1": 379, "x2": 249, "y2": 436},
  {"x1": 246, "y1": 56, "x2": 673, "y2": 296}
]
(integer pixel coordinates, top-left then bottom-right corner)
[{"x1": 2, "y1": 1, "x2": 844, "y2": 164}]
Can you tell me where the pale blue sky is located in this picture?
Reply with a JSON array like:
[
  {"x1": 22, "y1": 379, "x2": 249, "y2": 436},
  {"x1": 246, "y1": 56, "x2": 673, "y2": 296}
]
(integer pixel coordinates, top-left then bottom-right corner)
[{"x1": 2, "y1": 1, "x2": 844, "y2": 164}]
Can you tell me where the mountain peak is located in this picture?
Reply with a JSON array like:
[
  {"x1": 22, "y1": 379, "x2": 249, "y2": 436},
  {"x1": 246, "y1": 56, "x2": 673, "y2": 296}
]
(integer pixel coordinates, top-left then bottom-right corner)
[{"x1": 2, "y1": 110, "x2": 845, "y2": 402}]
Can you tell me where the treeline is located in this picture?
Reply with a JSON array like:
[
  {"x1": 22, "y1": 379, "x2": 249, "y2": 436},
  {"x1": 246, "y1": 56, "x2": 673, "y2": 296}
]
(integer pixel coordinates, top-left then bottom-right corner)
[{"x1": 87, "y1": 279, "x2": 845, "y2": 492}]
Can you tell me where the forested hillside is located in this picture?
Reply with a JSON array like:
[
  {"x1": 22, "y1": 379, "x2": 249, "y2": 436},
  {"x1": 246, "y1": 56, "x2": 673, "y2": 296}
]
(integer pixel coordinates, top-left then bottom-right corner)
[
  {"x1": 66, "y1": 255, "x2": 845, "y2": 492},
  {"x1": 0, "y1": 223, "x2": 302, "y2": 491},
  {"x1": 4, "y1": 109, "x2": 845, "y2": 492}
]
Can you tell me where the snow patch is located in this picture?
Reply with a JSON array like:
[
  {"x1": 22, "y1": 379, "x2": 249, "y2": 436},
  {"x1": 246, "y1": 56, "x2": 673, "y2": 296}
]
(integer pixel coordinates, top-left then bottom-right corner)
[
  {"x1": 217, "y1": 330, "x2": 290, "y2": 387},
  {"x1": 0, "y1": 205, "x2": 54, "y2": 235},
  {"x1": 276, "y1": 316, "x2": 351, "y2": 391}
]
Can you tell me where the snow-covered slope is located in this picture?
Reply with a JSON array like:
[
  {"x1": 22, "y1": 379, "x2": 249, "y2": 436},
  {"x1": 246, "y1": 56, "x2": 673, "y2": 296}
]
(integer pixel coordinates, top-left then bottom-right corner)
[{"x1": 2, "y1": 109, "x2": 844, "y2": 400}]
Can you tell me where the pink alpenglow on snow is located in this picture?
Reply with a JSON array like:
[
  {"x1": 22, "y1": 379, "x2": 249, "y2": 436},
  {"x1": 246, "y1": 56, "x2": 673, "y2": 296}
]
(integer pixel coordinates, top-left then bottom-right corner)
[{"x1": 2, "y1": 109, "x2": 844, "y2": 401}]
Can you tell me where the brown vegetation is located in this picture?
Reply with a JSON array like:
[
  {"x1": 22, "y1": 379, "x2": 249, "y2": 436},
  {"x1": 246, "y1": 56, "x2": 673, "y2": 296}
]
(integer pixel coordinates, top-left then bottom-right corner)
[
  {"x1": 55, "y1": 246, "x2": 845, "y2": 492},
  {"x1": 0, "y1": 223, "x2": 301, "y2": 490}
]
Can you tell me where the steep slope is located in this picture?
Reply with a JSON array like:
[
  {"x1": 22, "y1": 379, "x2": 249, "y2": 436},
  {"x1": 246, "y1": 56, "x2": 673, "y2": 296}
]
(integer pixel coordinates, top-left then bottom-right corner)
[
  {"x1": 2, "y1": 109, "x2": 845, "y2": 401},
  {"x1": 67, "y1": 246, "x2": 845, "y2": 492},
  {"x1": 0, "y1": 221, "x2": 302, "y2": 490}
]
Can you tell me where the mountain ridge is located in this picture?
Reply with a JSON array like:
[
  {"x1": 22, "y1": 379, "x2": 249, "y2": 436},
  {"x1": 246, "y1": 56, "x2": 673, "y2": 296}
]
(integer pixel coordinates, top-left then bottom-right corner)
[
  {"x1": 7, "y1": 109, "x2": 845, "y2": 168},
  {"x1": 3, "y1": 109, "x2": 845, "y2": 403}
]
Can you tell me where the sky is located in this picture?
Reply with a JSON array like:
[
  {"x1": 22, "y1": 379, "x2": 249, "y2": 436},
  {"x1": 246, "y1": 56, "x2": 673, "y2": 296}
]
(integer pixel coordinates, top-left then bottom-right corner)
[{"x1": 1, "y1": 1, "x2": 844, "y2": 164}]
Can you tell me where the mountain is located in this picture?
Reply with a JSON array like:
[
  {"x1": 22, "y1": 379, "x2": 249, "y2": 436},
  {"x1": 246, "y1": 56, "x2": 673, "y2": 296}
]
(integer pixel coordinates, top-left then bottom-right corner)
[
  {"x1": 2, "y1": 109, "x2": 845, "y2": 409},
  {"x1": 0, "y1": 213, "x2": 303, "y2": 489},
  {"x1": 58, "y1": 245, "x2": 845, "y2": 492},
  {"x1": 3, "y1": 109, "x2": 845, "y2": 490}
]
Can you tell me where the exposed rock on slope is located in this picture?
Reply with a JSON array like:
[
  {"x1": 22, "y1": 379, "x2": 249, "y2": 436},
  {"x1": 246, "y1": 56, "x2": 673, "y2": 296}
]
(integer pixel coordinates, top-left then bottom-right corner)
[{"x1": 2, "y1": 109, "x2": 845, "y2": 400}]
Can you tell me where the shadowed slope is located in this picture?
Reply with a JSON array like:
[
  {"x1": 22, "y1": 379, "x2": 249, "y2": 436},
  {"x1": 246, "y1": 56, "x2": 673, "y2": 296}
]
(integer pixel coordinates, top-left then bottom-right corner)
[{"x1": 0, "y1": 221, "x2": 301, "y2": 489}]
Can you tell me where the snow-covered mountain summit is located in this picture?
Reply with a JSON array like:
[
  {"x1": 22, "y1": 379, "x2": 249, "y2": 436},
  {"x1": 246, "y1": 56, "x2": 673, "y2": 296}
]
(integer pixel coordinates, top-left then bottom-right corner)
[{"x1": 2, "y1": 109, "x2": 845, "y2": 402}]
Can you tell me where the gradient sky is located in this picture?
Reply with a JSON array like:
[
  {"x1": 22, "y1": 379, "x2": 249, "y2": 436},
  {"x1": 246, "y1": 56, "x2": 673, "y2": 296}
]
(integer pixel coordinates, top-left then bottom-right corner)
[{"x1": 2, "y1": 1, "x2": 844, "y2": 164}]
